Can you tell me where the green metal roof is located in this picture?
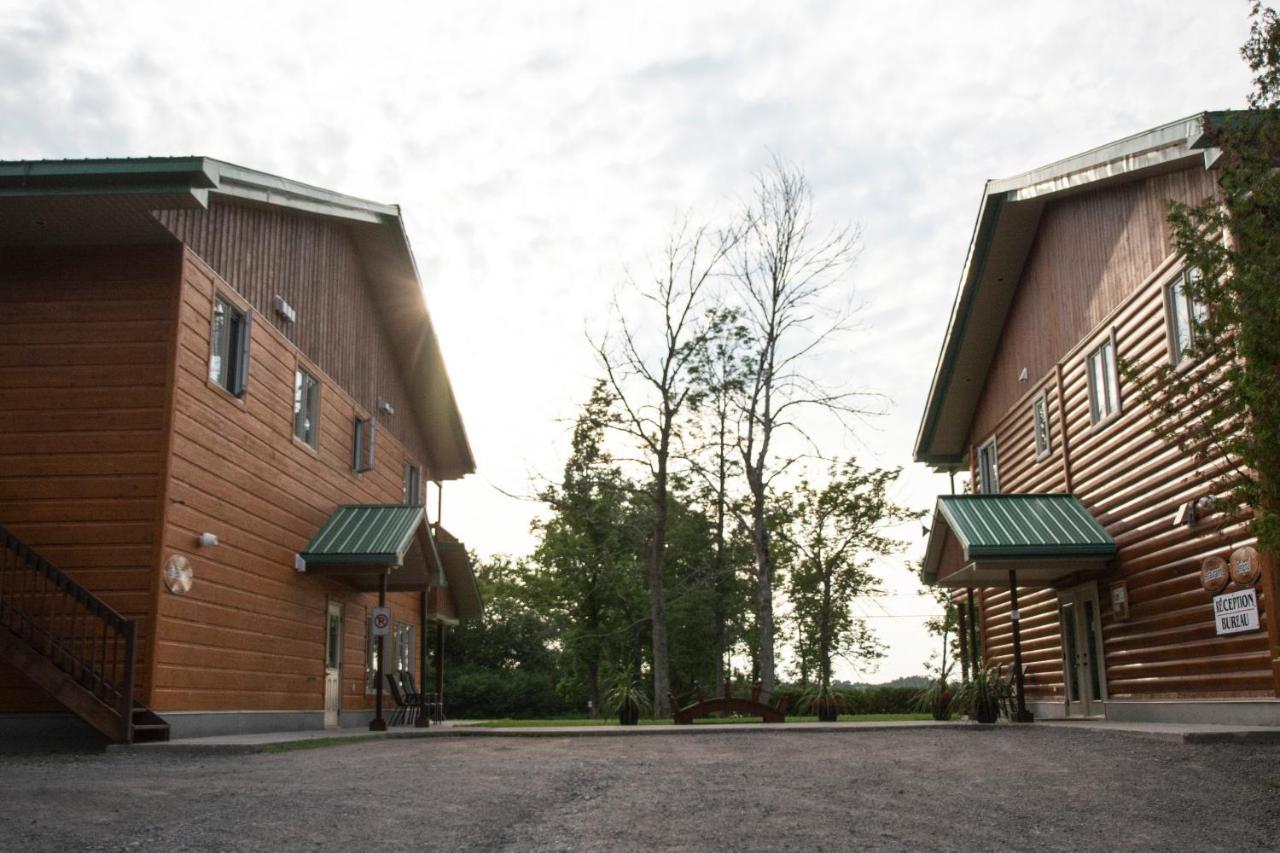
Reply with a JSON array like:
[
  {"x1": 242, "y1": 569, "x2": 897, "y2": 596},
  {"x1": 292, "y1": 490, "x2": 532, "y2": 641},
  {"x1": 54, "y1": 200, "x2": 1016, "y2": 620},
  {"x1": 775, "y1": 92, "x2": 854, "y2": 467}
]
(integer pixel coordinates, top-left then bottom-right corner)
[
  {"x1": 936, "y1": 494, "x2": 1115, "y2": 559},
  {"x1": 301, "y1": 505, "x2": 426, "y2": 566}
]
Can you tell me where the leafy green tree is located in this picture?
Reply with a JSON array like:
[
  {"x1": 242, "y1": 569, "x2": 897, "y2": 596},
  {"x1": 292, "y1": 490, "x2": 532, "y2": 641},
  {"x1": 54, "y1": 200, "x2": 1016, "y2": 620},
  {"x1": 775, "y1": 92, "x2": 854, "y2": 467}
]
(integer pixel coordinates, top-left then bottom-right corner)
[
  {"x1": 779, "y1": 462, "x2": 918, "y2": 690},
  {"x1": 532, "y1": 381, "x2": 646, "y2": 716},
  {"x1": 1123, "y1": 4, "x2": 1280, "y2": 559}
]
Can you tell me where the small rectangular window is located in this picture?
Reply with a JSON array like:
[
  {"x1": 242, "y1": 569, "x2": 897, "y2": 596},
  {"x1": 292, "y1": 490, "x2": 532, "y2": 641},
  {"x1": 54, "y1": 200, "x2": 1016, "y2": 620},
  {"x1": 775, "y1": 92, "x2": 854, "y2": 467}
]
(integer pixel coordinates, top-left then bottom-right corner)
[
  {"x1": 1166, "y1": 267, "x2": 1207, "y2": 367},
  {"x1": 1033, "y1": 392, "x2": 1052, "y2": 460},
  {"x1": 353, "y1": 416, "x2": 376, "y2": 473},
  {"x1": 293, "y1": 367, "x2": 320, "y2": 448},
  {"x1": 403, "y1": 462, "x2": 422, "y2": 506},
  {"x1": 394, "y1": 621, "x2": 414, "y2": 675},
  {"x1": 210, "y1": 296, "x2": 251, "y2": 397},
  {"x1": 365, "y1": 613, "x2": 380, "y2": 692},
  {"x1": 1087, "y1": 335, "x2": 1120, "y2": 425},
  {"x1": 978, "y1": 439, "x2": 999, "y2": 495}
]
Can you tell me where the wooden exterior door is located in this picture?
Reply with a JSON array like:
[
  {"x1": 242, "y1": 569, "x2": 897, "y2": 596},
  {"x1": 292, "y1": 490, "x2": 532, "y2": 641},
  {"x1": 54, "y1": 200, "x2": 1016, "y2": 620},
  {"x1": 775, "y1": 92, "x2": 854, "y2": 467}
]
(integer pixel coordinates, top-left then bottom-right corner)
[
  {"x1": 1058, "y1": 583, "x2": 1106, "y2": 717},
  {"x1": 324, "y1": 601, "x2": 343, "y2": 728}
]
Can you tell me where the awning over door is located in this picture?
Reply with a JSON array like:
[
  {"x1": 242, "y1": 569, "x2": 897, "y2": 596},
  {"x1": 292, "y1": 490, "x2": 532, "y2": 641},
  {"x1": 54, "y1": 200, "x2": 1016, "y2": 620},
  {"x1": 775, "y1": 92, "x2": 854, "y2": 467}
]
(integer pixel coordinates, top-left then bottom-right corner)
[
  {"x1": 299, "y1": 504, "x2": 437, "y2": 592},
  {"x1": 922, "y1": 494, "x2": 1115, "y2": 588}
]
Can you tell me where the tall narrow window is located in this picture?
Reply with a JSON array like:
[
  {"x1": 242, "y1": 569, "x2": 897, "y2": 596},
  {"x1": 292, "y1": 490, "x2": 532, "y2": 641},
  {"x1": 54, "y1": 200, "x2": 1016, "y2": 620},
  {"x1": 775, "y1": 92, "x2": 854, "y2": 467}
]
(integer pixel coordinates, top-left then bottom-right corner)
[
  {"x1": 978, "y1": 439, "x2": 999, "y2": 495},
  {"x1": 1032, "y1": 392, "x2": 1052, "y2": 460},
  {"x1": 1166, "y1": 267, "x2": 1207, "y2": 367},
  {"x1": 393, "y1": 622, "x2": 414, "y2": 675},
  {"x1": 403, "y1": 462, "x2": 422, "y2": 506},
  {"x1": 293, "y1": 367, "x2": 320, "y2": 448},
  {"x1": 1086, "y1": 335, "x2": 1120, "y2": 425},
  {"x1": 365, "y1": 613, "x2": 380, "y2": 692},
  {"x1": 353, "y1": 416, "x2": 376, "y2": 473},
  {"x1": 210, "y1": 296, "x2": 251, "y2": 397}
]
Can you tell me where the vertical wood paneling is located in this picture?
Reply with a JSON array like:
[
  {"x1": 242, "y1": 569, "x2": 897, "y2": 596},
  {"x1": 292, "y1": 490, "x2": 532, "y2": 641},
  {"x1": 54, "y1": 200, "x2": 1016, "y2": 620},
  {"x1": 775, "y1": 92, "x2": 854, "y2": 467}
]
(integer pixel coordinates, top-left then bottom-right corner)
[{"x1": 0, "y1": 245, "x2": 179, "y2": 711}]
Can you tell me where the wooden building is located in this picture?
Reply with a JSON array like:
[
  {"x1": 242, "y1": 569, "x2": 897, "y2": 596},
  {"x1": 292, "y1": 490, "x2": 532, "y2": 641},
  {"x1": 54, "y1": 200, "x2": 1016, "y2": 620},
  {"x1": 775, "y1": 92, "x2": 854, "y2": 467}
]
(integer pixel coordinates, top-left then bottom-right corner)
[
  {"x1": 916, "y1": 113, "x2": 1280, "y2": 725},
  {"x1": 0, "y1": 158, "x2": 482, "y2": 744}
]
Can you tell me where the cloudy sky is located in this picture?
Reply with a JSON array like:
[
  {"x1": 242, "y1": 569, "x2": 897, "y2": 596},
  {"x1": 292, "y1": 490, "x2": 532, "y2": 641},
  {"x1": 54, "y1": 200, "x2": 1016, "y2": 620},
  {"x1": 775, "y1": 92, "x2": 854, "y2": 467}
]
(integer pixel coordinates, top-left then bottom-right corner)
[{"x1": 1, "y1": 0, "x2": 1255, "y2": 680}]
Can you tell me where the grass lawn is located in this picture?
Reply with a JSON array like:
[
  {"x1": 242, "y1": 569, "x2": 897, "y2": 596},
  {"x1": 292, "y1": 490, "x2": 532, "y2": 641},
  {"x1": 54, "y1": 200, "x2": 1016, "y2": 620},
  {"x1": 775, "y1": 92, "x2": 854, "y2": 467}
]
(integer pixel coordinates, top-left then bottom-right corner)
[{"x1": 457, "y1": 713, "x2": 932, "y2": 728}]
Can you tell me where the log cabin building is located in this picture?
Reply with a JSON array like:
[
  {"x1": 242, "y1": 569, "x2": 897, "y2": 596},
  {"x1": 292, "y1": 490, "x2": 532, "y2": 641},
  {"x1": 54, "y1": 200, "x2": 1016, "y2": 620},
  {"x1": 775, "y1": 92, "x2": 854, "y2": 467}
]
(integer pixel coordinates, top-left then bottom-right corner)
[
  {"x1": 0, "y1": 157, "x2": 482, "y2": 744},
  {"x1": 917, "y1": 112, "x2": 1280, "y2": 726}
]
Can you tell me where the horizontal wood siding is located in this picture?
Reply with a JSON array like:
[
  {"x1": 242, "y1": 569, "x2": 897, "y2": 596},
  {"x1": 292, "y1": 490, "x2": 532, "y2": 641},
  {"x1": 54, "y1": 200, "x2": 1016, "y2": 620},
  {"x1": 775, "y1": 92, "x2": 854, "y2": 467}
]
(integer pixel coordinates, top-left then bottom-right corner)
[
  {"x1": 966, "y1": 164, "x2": 1274, "y2": 703},
  {"x1": 151, "y1": 250, "x2": 426, "y2": 713},
  {"x1": 153, "y1": 202, "x2": 432, "y2": 473},
  {"x1": 0, "y1": 245, "x2": 178, "y2": 711}
]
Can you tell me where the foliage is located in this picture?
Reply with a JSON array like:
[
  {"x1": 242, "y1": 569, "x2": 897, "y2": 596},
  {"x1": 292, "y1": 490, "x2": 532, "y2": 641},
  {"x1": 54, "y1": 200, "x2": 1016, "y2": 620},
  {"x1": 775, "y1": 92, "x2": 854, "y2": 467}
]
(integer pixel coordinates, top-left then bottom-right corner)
[
  {"x1": 1121, "y1": 3, "x2": 1280, "y2": 555},
  {"x1": 781, "y1": 461, "x2": 918, "y2": 688},
  {"x1": 770, "y1": 683, "x2": 923, "y2": 716},
  {"x1": 602, "y1": 667, "x2": 653, "y2": 716},
  {"x1": 954, "y1": 665, "x2": 1012, "y2": 723}
]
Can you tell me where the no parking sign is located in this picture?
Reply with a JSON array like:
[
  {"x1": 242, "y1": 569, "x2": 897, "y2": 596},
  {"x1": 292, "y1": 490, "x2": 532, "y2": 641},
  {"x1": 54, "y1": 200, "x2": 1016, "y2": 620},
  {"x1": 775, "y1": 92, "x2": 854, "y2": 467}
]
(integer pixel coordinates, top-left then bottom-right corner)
[{"x1": 371, "y1": 606, "x2": 392, "y2": 637}]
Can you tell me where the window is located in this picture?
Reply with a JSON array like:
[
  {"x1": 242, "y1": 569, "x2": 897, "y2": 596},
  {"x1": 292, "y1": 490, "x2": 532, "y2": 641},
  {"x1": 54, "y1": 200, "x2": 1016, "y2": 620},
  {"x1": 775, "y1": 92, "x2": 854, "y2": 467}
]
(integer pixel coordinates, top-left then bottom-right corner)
[
  {"x1": 353, "y1": 416, "x2": 376, "y2": 473},
  {"x1": 978, "y1": 438, "x2": 999, "y2": 494},
  {"x1": 293, "y1": 367, "x2": 320, "y2": 448},
  {"x1": 393, "y1": 621, "x2": 414, "y2": 675},
  {"x1": 1166, "y1": 267, "x2": 1207, "y2": 367},
  {"x1": 1032, "y1": 392, "x2": 1052, "y2": 460},
  {"x1": 403, "y1": 462, "x2": 422, "y2": 506},
  {"x1": 1086, "y1": 334, "x2": 1121, "y2": 425},
  {"x1": 365, "y1": 613, "x2": 381, "y2": 692},
  {"x1": 209, "y1": 296, "x2": 251, "y2": 397}
]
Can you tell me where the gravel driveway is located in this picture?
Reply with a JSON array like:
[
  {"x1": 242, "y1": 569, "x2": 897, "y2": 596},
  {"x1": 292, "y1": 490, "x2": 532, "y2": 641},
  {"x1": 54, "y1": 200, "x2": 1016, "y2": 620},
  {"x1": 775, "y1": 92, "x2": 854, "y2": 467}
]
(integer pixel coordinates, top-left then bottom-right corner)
[{"x1": 1, "y1": 727, "x2": 1277, "y2": 852}]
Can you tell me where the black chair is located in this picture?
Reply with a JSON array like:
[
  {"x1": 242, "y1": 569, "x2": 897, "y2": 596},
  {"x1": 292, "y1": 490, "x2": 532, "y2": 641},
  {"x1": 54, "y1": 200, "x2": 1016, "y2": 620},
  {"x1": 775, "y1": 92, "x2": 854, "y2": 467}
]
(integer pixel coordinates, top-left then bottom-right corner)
[
  {"x1": 400, "y1": 671, "x2": 441, "y2": 724},
  {"x1": 383, "y1": 672, "x2": 417, "y2": 726}
]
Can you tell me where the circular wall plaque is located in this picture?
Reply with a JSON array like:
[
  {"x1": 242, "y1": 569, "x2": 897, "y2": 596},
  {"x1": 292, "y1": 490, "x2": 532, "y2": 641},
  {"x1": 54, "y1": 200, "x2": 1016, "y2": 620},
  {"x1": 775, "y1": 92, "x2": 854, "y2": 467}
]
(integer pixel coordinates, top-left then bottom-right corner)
[
  {"x1": 1200, "y1": 556, "x2": 1229, "y2": 594},
  {"x1": 1230, "y1": 546, "x2": 1261, "y2": 587},
  {"x1": 164, "y1": 555, "x2": 194, "y2": 595}
]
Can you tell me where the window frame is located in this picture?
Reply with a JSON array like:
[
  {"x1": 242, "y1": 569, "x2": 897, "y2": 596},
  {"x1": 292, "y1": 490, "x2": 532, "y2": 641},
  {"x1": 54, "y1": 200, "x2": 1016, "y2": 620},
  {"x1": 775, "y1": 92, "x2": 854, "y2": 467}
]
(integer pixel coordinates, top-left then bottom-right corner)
[
  {"x1": 353, "y1": 414, "x2": 377, "y2": 473},
  {"x1": 207, "y1": 290, "x2": 253, "y2": 402},
  {"x1": 1164, "y1": 266, "x2": 1207, "y2": 369},
  {"x1": 292, "y1": 362, "x2": 321, "y2": 451},
  {"x1": 1032, "y1": 390, "x2": 1052, "y2": 461},
  {"x1": 393, "y1": 621, "x2": 414, "y2": 676},
  {"x1": 1085, "y1": 331, "x2": 1122, "y2": 428},
  {"x1": 977, "y1": 437, "x2": 999, "y2": 495},
  {"x1": 403, "y1": 461, "x2": 422, "y2": 506}
]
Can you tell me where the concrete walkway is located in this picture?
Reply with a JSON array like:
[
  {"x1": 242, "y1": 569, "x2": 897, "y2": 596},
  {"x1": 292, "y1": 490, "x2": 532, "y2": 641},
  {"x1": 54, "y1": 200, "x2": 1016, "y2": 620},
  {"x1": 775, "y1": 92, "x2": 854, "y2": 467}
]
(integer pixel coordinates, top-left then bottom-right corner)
[{"x1": 121, "y1": 716, "x2": 1280, "y2": 753}]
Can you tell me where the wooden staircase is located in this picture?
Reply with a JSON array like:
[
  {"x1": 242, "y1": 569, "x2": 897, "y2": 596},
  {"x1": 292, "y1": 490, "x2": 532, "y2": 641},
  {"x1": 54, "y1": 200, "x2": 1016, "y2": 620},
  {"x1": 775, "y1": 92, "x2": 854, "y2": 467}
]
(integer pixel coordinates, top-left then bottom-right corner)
[{"x1": 0, "y1": 525, "x2": 168, "y2": 744}]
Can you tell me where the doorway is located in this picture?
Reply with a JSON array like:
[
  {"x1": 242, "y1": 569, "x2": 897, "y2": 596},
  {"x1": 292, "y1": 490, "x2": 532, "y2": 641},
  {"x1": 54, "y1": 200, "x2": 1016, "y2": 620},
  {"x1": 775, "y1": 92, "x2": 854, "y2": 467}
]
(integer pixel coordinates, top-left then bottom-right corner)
[
  {"x1": 1057, "y1": 582, "x2": 1106, "y2": 717},
  {"x1": 325, "y1": 600, "x2": 343, "y2": 728}
]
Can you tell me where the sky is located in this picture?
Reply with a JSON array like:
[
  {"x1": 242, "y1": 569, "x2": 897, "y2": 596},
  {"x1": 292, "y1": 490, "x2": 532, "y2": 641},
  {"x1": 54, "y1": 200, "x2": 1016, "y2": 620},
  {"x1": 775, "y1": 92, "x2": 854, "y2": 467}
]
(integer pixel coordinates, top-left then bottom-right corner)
[{"x1": 0, "y1": 0, "x2": 1256, "y2": 681}]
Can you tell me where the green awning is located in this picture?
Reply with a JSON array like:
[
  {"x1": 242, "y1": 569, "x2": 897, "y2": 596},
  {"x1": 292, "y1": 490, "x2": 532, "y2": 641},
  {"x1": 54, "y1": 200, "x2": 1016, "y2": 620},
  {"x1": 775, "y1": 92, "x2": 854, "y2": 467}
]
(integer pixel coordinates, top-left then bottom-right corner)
[
  {"x1": 922, "y1": 494, "x2": 1115, "y2": 588},
  {"x1": 301, "y1": 504, "x2": 426, "y2": 567}
]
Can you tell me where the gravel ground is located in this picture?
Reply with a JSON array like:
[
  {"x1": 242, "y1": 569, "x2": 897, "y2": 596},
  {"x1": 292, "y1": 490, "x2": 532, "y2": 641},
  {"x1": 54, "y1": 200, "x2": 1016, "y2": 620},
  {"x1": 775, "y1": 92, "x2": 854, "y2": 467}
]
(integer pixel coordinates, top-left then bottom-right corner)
[{"x1": 1, "y1": 727, "x2": 1278, "y2": 852}]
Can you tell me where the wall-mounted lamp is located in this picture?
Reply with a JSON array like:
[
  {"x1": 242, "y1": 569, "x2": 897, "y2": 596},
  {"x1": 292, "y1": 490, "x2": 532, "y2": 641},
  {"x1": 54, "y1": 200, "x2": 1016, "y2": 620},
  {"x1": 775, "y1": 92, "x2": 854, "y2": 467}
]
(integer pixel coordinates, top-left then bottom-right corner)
[
  {"x1": 198, "y1": 532, "x2": 219, "y2": 547},
  {"x1": 377, "y1": 398, "x2": 395, "y2": 416},
  {"x1": 273, "y1": 295, "x2": 297, "y2": 323}
]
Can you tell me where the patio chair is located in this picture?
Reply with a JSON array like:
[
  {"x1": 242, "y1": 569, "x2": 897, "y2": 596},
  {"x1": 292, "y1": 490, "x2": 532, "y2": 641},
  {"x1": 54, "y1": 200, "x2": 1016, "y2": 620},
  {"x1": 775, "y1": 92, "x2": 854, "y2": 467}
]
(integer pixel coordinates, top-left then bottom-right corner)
[
  {"x1": 401, "y1": 671, "x2": 441, "y2": 724},
  {"x1": 383, "y1": 672, "x2": 417, "y2": 726}
]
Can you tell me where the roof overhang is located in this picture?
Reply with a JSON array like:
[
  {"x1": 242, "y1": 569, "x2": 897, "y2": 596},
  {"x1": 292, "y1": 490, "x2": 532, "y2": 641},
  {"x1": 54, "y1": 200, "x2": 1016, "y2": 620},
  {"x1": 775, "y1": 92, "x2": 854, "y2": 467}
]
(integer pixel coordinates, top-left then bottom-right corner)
[
  {"x1": 429, "y1": 525, "x2": 483, "y2": 621},
  {"x1": 300, "y1": 504, "x2": 436, "y2": 592},
  {"x1": 0, "y1": 156, "x2": 475, "y2": 480},
  {"x1": 922, "y1": 494, "x2": 1116, "y2": 589},
  {"x1": 914, "y1": 112, "x2": 1232, "y2": 469}
]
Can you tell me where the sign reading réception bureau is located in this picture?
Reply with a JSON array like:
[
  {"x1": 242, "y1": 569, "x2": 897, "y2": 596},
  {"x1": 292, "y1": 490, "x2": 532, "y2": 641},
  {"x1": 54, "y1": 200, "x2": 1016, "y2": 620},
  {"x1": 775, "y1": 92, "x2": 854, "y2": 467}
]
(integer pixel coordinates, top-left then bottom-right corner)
[{"x1": 1213, "y1": 588, "x2": 1260, "y2": 636}]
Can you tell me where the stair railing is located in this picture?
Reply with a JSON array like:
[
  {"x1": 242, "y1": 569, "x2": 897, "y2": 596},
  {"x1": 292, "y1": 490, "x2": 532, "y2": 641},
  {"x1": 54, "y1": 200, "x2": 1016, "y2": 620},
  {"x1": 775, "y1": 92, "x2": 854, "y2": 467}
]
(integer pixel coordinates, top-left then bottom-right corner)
[{"x1": 0, "y1": 525, "x2": 135, "y2": 741}]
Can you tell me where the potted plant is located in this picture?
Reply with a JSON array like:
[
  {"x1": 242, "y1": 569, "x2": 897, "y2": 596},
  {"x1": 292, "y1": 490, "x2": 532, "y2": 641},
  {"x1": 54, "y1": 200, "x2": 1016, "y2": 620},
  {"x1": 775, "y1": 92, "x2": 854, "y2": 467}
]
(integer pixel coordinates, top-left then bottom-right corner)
[
  {"x1": 914, "y1": 658, "x2": 954, "y2": 721},
  {"x1": 603, "y1": 669, "x2": 651, "y2": 726},
  {"x1": 959, "y1": 665, "x2": 1003, "y2": 724},
  {"x1": 800, "y1": 683, "x2": 844, "y2": 722}
]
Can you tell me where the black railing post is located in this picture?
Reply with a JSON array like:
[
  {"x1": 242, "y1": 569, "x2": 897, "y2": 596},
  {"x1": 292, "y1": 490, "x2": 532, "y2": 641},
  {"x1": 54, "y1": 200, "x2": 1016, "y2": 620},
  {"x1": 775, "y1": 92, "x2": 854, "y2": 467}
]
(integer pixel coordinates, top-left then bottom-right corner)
[{"x1": 121, "y1": 621, "x2": 137, "y2": 743}]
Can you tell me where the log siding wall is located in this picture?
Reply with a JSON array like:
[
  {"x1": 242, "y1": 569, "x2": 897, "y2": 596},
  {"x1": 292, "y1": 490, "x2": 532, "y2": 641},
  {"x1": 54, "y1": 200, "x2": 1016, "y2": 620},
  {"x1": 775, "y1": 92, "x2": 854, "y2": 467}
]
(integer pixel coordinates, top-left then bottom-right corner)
[
  {"x1": 0, "y1": 245, "x2": 180, "y2": 711},
  {"x1": 153, "y1": 201, "x2": 432, "y2": 472},
  {"x1": 150, "y1": 249, "x2": 425, "y2": 714},
  {"x1": 965, "y1": 165, "x2": 1274, "y2": 703}
]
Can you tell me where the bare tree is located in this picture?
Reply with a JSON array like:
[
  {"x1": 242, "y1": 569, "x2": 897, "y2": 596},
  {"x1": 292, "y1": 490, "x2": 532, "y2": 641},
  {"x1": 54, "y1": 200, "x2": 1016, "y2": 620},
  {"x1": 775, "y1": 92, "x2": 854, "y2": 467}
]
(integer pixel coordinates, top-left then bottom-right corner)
[
  {"x1": 729, "y1": 159, "x2": 877, "y2": 695},
  {"x1": 593, "y1": 221, "x2": 737, "y2": 716}
]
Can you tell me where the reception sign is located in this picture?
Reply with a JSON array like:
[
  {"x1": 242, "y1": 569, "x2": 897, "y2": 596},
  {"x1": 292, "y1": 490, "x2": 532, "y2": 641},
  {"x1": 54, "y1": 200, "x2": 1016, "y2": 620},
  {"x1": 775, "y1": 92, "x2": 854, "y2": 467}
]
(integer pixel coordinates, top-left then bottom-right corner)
[{"x1": 1213, "y1": 588, "x2": 1260, "y2": 636}]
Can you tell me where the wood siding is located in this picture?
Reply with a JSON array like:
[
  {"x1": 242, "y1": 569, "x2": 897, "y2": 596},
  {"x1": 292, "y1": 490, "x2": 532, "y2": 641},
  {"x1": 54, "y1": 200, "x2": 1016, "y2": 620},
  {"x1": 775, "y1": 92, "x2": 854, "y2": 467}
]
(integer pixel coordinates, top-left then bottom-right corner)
[
  {"x1": 153, "y1": 201, "x2": 432, "y2": 473},
  {"x1": 150, "y1": 250, "x2": 425, "y2": 714},
  {"x1": 965, "y1": 164, "x2": 1274, "y2": 703},
  {"x1": 0, "y1": 245, "x2": 179, "y2": 711}
]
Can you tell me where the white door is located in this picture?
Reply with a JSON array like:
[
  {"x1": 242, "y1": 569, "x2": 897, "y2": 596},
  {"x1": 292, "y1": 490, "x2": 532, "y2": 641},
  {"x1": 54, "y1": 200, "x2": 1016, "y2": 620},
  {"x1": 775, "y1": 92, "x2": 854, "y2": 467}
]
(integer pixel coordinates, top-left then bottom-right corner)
[
  {"x1": 324, "y1": 601, "x2": 342, "y2": 728},
  {"x1": 1058, "y1": 583, "x2": 1106, "y2": 717}
]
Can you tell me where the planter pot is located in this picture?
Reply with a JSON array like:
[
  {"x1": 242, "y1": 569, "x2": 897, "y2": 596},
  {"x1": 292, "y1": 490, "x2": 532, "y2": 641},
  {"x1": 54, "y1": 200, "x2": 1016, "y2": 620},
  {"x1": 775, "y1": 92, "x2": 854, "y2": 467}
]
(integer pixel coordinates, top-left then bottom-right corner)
[
  {"x1": 815, "y1": 702, "x2": 840, "y2": 723},
  {"x1": 973, "y1": 700, "x2": 999, "y2": 725},
  {"x1": 931, "y1": 696, "x2": 951, "y2": 721},
  {"x1": 618, "y1": 703, "x2": 640, "y2": 726}
]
